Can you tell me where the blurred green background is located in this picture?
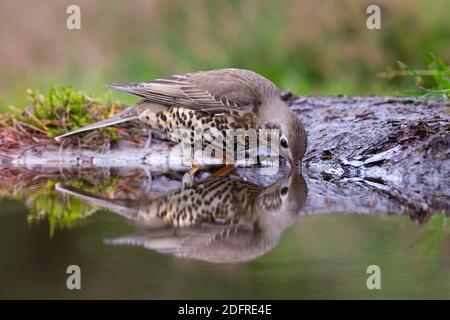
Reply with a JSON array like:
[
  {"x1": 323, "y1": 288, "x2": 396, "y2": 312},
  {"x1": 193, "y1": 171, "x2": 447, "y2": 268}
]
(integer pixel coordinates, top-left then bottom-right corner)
[{"x1": 0, "y1": 0, "x2": 449, "y2": 109}]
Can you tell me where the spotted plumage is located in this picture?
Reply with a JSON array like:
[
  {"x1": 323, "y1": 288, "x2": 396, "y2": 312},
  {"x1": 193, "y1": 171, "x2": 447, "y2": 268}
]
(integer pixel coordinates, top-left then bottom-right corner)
[
  {"x1": 56, "y1": 170, "x2": 307, "y2": 263},
  {"x1": 56, "y1": 170, "x2": 305, "y2": 228},
  {"x1": 55, "y1": 68, "x2": 308, "y2": 166},
  {"x1": 144, "y1": 176, "x2": 261, "y2": 227}
]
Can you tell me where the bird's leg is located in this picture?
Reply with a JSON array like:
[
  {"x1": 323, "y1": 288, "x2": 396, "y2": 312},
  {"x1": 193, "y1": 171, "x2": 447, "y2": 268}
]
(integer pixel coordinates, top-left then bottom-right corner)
[
  {"x1": 183, "y1": 158, "x2": 201, "y2": 189},
  {"x1": 142, "y1": 130, "x2": 159, "y2": 158},
  {"x1": 182, "y1": 170, "x2": 196, "y2": 189},
  {"x1": 188, "y1": 159, "x2": 200, "y2": 175},
  {"x1": 140, "y1": 167, "x2": 152, "y2": 193},
  {"x1": 210, "y1": 151, "x2": 236, "y2": 177},
  {"x1": 144, "y1": 129, "x2": 152, "y2": 148},
  {"x1": 211, "y1": 165, "x2": 236, "y2": 177}
]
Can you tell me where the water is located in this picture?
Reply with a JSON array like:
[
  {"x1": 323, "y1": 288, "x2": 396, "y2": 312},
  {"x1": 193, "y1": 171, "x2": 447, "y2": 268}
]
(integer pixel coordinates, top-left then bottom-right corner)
[{"x1": 1, "y1": 167, "x2": 449, "y2": 299}]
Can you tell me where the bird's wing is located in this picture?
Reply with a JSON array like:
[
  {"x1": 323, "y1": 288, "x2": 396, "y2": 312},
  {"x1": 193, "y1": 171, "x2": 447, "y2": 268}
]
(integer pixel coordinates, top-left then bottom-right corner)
[
  {"x1": 107, "y1": 68, "x2": 279, "y2": 114},
  {"x1": 104, "y1": 223, "x2": 272, "y2": 263}
]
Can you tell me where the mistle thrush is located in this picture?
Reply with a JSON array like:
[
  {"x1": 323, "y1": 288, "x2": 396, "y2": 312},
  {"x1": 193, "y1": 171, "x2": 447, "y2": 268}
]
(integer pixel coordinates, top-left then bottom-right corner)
[
  {"x1": 56, "y1": 170, "x2": 307, "y2": 263},
  {"x1": 55, "y1": 68, "x2": 308, "y2": 166}
]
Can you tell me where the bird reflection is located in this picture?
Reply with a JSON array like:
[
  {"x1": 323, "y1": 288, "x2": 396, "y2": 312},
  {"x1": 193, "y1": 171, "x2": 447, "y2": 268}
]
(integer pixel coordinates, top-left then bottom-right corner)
[{"x1": 56, "y1": 170, "x2": 307, "y2": 263}]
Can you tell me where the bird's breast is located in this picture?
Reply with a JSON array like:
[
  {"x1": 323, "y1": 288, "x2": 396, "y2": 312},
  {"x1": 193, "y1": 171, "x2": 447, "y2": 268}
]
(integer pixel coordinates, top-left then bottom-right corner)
[
  {"x1": 143, "y1": 179, "x2": 259, "y2": 228},
  {"x1": 145, "y1": 107, "x2": 256, "y2": 144}
]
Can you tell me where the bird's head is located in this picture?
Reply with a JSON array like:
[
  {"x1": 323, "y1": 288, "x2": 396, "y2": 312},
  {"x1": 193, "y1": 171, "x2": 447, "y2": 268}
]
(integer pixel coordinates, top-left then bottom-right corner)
[
  {"x1": 256, "y1": 169, "x2": 308, "y2": 224},
  {"x1": 259, "y1": 98, "x2": 308, "y2": 167}
]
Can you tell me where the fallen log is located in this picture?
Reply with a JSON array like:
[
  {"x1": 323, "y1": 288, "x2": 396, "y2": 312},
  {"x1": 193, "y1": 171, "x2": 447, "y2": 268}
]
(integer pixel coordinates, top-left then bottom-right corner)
[{"x1": 291, "y1": 95, "x2": 449, "y2": 217}]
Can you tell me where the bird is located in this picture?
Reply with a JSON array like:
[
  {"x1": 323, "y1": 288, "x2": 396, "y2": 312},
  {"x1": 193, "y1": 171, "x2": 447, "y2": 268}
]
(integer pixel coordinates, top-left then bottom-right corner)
[
  {"x1": 55, "y1": 68, "x2": 308, "y2": 168},
  {"x1": 56, "y1": 169, "x2": 308, "y2": 263}
]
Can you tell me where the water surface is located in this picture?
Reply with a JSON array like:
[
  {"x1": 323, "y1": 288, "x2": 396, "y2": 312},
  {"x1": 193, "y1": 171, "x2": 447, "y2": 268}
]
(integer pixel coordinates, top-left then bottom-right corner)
[{"x1": 1, "y1": 167, "x2": 449, "y2": 299}]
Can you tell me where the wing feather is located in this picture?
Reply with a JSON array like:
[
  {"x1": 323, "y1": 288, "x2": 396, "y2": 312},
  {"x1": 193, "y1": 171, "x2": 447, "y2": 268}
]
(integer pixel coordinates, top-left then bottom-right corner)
[{"x1": 107, "y1": 69, "x2": 279, "y2": 114}]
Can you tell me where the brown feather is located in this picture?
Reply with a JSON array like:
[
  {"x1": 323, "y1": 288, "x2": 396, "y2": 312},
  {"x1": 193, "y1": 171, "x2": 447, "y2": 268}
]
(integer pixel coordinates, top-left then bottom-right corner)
[{"x1": 106, "y1": 68, "x2": 280, "y2": 114}]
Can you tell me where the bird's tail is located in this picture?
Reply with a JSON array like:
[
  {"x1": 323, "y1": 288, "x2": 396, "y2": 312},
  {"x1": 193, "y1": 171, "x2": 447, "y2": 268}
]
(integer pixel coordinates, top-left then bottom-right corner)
[
  {"x1": 54, "y1": 115, "x2": 138, "y2": 141},
  {"x1": 55, "y1": 183, "x2": 140, "y2": 220},
  {"x1": 55, "y1": 183, "x2": 168, "y2": 228}
]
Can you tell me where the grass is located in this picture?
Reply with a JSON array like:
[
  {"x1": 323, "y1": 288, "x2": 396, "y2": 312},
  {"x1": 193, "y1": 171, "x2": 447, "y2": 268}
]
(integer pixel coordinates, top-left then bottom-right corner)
[{"x1": 380, "y1": 54, "x2": 450, "y2": 100}]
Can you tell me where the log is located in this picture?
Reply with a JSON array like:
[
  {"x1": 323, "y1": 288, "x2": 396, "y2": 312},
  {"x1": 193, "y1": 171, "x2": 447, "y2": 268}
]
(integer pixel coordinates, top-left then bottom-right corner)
[{"x1": 290, "y1": 95, "x2": 449, "y2": 218}]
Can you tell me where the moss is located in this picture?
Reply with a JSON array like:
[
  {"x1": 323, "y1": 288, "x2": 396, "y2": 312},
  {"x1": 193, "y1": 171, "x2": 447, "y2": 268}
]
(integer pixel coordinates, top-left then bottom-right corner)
[
  {"x1": 0, "y1": 166, "x2": 127, "y2": 237},
  {"x1": 26, "y1": 178, "x2": 121, "y2": 237},
  {"x1": 0, "y1": 85, "x2": 131, "y2": 155},
  {"x1": 22, "y1": 84, "x2": 122, "y2": 139}
]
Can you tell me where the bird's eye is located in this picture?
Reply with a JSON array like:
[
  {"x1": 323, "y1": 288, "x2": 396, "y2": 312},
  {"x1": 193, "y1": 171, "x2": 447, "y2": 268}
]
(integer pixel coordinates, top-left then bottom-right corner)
[
  {"x1": 280, "y1": 186, "x2": 289, "y2": 196},
  {"x1": 280, "y1": 137, "x2": 288, "y2": 149}
]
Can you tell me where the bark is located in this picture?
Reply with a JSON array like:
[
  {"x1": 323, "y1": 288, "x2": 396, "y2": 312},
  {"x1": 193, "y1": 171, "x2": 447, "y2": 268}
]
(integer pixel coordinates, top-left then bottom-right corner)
[{"x1": 288, "y1": 95, "x2": 449, "y2": 218}]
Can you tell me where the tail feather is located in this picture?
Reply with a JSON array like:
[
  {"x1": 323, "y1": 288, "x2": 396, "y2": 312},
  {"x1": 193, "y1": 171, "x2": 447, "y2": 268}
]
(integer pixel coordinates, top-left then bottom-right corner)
[
  {"x1": 55, "y1": 183, "x2": 140, "y2": 220},
  {"x1": 106, "y1": 83, "x2": 148, "y2": 98},
  {"x1": 55, "y1": 183, "x2": 169, "y2": 228},
  {"x1": 54, "y1": 115, "x2": 138, "y2": 141}
]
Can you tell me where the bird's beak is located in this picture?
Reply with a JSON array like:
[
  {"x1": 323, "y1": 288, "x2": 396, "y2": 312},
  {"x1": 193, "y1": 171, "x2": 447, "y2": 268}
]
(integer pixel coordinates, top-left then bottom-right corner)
[
  {"x1": 290, "y1": 158, "x2": 301, "y2": 171},
  {"x1": 279, "y1": 153, "x2": 291, "y2": 165}
]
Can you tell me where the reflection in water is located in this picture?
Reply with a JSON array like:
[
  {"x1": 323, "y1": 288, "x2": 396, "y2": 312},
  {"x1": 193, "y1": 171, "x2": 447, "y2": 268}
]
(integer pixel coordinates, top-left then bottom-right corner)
[
  {"x1": 56, "y1": 170, "x2": 307, "y2": 263},
  {"x1": 2, "y1": 166, "x2": 450, "y2": 299}
]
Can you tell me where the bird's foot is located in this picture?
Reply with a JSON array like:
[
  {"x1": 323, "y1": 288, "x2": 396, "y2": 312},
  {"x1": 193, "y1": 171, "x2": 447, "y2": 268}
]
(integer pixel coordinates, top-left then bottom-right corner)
[
  {"x1": 210, "y1": 151, "x2": 236, "y2": 176},
  {"x1": 188, "y1": 159, "x2": 200, "y2": 175},
  {"x1": 211, "y1": 165, "x2": 236, "y2": 177},
  {"x1": 144, "y1": 129, "x2": 152, "y2": 148},
  {"x1": 182, "y1": 159, "x2": 200, "y2": 188}
]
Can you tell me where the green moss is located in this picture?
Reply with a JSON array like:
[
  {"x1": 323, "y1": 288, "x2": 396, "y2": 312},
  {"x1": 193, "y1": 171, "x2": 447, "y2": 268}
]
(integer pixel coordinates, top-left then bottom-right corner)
[
  {"x1": 24, "y1": 177, "x2": 120, "y2": 237},
  {"x1": 3, "y1": 84, "x2": 123, "y2": 142}
]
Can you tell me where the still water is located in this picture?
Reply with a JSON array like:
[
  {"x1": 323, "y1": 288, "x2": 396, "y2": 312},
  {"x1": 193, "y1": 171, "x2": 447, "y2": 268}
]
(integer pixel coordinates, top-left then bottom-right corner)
[{"x1": 0, "y1": 166, "x2": 449, "y2": 299}]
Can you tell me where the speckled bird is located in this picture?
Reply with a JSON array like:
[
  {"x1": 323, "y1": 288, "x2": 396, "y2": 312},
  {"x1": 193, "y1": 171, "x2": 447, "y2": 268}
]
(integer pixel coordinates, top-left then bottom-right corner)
[
  {"x1": 56, "y1": 170, "x2": 307, "y2": 263},
  {"x1": 55, "y1": 68, "x2": 308, "y2": 166}
]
